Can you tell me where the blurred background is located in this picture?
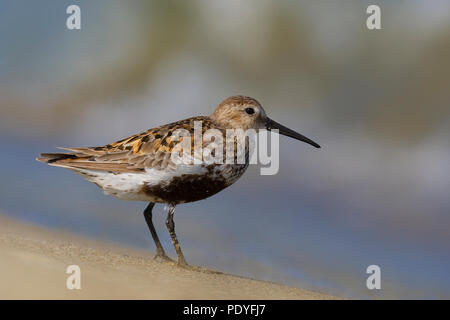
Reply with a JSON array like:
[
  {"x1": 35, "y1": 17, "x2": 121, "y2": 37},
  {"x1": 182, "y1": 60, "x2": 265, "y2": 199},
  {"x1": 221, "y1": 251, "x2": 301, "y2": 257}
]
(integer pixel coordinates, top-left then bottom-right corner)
[{"x1": 1, "y1": 0, "x2": 450, "y2": 299}]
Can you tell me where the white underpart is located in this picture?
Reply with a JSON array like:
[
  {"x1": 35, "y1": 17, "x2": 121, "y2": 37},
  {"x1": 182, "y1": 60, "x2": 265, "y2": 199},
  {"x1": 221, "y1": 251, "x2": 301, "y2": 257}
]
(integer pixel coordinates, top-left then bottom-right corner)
[
  {"x1": 74, "y1": 164, "x2": 208, "y2": 202},
  {"x1": 68, "y1": 140, "x2": 249, "y2": 202}
]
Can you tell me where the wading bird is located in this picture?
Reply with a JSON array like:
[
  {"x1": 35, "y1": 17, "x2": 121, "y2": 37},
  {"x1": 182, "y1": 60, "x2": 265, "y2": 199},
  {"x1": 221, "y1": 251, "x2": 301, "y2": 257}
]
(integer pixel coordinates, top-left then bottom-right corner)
[{"x1": 37, "y1": 96, "x2": 320, "y2": 267}]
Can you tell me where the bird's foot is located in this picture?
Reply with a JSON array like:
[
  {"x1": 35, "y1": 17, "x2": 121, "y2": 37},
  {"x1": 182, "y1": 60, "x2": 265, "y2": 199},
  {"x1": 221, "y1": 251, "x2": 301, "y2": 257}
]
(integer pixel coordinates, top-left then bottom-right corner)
[
  {"x1": 177, "y1": 262, "x2": 198, "y2": 271},
  {"x1": 175, "y1": 259, "x2": 223, "y2": 274},
  {"x1": 153, "y1": 251, "x2": 175, "y2": 263},
  {"x1": 175, "y1": 256, "x2": 194, "y2": 269}
]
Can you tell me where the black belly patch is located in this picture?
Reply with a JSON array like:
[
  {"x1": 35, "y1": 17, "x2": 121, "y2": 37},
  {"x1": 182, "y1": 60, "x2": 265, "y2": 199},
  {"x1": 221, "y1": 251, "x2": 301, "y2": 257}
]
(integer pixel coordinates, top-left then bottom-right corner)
[{"x1": 142, "y1": 173, "x2": 228, "y2": 204}]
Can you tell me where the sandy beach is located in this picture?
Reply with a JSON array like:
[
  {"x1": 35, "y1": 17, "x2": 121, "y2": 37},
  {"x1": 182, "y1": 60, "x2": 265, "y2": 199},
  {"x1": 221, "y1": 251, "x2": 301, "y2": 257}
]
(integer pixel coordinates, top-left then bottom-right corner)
[{"x1": 0, "y1": 214, "x2": 337, "y2": 300}]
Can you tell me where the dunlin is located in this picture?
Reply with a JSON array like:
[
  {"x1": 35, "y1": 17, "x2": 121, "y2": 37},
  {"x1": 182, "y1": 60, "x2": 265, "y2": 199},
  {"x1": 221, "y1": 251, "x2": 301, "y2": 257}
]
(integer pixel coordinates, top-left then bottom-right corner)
[{"x1": 37, "y1": 96, "x2": 320, "y2": 267}]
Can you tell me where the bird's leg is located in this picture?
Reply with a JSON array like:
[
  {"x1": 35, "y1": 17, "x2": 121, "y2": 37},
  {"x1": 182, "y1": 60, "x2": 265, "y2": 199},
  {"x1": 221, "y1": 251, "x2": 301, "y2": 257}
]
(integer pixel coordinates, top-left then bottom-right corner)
[
  {"x1": 165, "y1": 204, "x2": 188, "y2": 267},
  {"x1": 143, "y1": 202, "x2": 173, "y2": 262}
]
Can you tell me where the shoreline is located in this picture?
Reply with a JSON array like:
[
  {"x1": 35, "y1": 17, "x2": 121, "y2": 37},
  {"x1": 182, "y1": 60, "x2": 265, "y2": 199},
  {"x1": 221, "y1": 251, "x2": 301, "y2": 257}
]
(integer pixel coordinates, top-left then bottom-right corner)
[{"x1": 0, "y1": 214, "x2": 338, "y2": 299}]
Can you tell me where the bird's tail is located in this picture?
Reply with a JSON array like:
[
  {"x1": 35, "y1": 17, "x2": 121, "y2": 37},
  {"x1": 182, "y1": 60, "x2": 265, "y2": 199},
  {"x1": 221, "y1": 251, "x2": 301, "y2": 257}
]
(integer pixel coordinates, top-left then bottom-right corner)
[
  {"x1": 37, "y1": 147, "x2": 137, "y2": 172},
  {"x1": 36, "y1": 152, "x2": 80, "y2": 165}
]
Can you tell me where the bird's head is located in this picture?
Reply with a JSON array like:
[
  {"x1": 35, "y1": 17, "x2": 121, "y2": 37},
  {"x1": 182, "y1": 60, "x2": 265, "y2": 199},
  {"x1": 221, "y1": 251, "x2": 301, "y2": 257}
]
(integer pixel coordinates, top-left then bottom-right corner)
[{"x1": 210, "y1": 95, "x2": 320, "y2": 148}]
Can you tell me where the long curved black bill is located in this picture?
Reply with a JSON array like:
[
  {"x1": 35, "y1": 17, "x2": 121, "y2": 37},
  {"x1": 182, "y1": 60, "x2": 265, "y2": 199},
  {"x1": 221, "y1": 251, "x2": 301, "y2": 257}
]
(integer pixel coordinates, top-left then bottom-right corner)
[{"x1": 266, "y1": 118, "x2": 321, "y2": 148}]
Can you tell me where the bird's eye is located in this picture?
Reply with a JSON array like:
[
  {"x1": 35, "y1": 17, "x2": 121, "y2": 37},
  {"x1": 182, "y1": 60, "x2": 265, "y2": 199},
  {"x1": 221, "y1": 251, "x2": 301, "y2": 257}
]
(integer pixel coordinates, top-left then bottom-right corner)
[{"x1": 245, "y1": 108, "x2": 255, "y2": 115}]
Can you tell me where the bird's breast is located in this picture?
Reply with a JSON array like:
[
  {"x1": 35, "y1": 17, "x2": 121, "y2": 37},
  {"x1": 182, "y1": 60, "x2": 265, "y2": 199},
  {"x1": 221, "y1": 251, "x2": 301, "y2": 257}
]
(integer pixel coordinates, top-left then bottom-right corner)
[{"x1": 141, "y1": 163, "x2": 248, "y2": 204}]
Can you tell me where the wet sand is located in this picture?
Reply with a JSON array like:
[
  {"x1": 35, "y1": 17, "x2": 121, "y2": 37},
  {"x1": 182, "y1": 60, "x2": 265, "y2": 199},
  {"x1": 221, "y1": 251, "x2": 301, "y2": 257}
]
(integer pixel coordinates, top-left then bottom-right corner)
[{"x1": 0, "y1": 214, "x2": 337, "y2": 299}]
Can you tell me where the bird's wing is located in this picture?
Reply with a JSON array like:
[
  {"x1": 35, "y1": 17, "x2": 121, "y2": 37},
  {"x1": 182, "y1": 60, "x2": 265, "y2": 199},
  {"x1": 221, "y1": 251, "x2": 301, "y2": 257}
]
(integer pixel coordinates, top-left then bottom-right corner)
[{"x1": 37, "y1": 116, "x2": 214, "y2": 173}]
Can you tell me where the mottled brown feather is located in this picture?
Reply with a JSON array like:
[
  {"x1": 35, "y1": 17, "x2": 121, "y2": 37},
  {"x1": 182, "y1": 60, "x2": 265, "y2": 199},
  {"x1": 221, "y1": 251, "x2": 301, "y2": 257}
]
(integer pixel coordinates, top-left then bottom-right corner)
[{"x1": 37, "y1": 116, "x2": 224, "y2": 173}]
